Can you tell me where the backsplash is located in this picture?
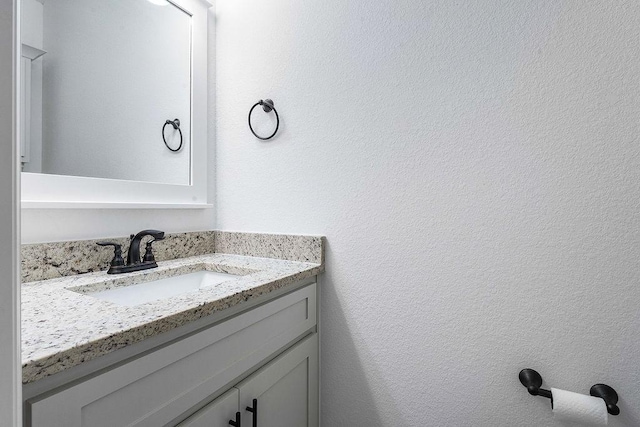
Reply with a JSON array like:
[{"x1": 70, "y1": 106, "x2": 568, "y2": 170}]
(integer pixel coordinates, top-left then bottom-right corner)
[
  {"x1": 215, "y1": 231, "x2": 324, "y2": 264},
  {"x1": 22, "y1": 231, "x2": 325, "y2": 283},
  {"x1": 21, "y1": 231, "x2": 216, "y2": 283}
]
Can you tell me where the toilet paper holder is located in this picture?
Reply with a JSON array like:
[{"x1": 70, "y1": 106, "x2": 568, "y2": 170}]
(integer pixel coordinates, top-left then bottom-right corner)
[{"x1": 519, "y1": 368, "x2": 620, "y2": 416}]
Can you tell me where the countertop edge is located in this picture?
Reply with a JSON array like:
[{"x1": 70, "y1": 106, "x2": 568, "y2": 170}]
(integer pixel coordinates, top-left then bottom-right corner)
[{"x1": 22, "y1": 260, "x2": 322, "y2": 384}]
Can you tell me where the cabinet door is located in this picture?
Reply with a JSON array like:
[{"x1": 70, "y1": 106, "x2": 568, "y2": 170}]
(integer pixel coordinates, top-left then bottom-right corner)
[
  {"x1": 177, "y1": 389, "x2": 239, "y2": 427},
  {"x1": 237, "y1": 334, "x2": 318, "y2": 427}
]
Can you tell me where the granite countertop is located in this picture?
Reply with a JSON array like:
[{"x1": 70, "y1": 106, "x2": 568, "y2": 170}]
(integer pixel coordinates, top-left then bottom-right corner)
[{"x1": 22, "y1": 253, "x2": 323, "y2": 384}]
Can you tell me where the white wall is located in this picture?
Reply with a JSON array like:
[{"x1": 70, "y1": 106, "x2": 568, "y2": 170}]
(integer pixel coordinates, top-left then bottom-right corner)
[
  {"x1": 216, "y1": 1, "x2": 640, "y2": 426},
  {"x1": 0, "y1": 0, "x2": 21, "y2": 424},
  {"x1": 21, "y1": 0, "x2": 43, "y2": 173},
  {"x1": 21, "y1": 206, "x2": 215, "y2": 243},
  {"x1": 41, "y1": 0, "x2": 191, "y2": 185},
  {"x1": 19, "y1": 0, "x2": 39, "y2": 49}
]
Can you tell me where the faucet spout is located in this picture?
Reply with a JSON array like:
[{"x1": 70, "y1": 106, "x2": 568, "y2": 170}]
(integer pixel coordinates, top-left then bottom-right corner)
[{"x1": 127, "y1": 229, "x2": 165, "y2": 265}]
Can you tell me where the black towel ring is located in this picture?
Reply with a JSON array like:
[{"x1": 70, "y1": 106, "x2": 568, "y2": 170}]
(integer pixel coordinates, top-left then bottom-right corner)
[
  {"x1": 163, "y1": 118, "x2": 183, "y2": 152},
  {"x1": 248, "y1": 99, "x2": 279, "y2": 140}
]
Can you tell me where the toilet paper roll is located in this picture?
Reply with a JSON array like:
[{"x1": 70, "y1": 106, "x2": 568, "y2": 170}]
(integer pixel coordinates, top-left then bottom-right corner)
[{"x1": 551, "y1": 388, "x2": 608, "y2": 426}]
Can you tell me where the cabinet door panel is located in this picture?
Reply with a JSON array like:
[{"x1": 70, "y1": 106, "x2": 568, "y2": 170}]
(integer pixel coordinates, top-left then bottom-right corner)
[
  {"x1": 177, "y1": 389, "x2": 238, "y2": 427},
  {"x1": 237, "y1": 334, "x2": 318, "y2": 427}
]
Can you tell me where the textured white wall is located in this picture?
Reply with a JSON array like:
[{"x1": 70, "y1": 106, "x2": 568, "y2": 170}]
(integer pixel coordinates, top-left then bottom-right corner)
[
  {"x1": 216, "y1": 1, "x2": 640, "y2": 426},
  {"x1": 41, "y1": 0, "x2": 191, "y2": 185}
]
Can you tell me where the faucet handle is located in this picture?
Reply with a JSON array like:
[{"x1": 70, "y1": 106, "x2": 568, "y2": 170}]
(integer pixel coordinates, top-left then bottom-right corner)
[
  {"x1": 143, "y1": 241, "x2": 157, "y2": 263},
  {"x1": 97, "y1": 242, "x2": 125, "y2": 268}
]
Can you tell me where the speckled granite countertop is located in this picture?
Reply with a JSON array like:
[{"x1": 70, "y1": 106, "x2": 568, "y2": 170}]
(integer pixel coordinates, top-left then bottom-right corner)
[{"x1": 22, "y1": 253, "x2": 323, "y2": 384}]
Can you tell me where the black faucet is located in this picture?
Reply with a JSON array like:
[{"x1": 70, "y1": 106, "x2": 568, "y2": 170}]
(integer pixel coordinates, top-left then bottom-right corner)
[
  {"x1": 98, "y1": 229, "x2": 165, "y2": 274},
  {"x1": 127, "y1": 229, "x2": 165, "y2": 265}
]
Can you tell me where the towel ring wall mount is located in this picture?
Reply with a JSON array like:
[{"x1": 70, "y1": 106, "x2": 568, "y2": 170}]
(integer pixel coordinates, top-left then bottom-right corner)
[
  {"x1": 162, "y1": 118, "x2": 183, "y2": 152},
  {"x1": 248, "y1": 99, "x2": 279, "y2": 140}
]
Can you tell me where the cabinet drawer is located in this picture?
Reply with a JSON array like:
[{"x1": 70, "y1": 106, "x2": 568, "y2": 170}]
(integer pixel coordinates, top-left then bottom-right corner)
[{"x1": 28, "y1": 283, "x2": 316, "y2": 427}]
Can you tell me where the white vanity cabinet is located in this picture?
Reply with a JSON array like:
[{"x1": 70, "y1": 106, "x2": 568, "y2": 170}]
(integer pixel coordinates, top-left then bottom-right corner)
[
  {"x1": 177, "y1": 389, "x2": 240, "y2": 427},
  {"x1": 26, "y1": 282, "x2": 318, "y2": 427},
  {"x1": 180, "y1": 333, "x2": 318, "y2": 427},
  {"x1": 237, "y1": 333, "x2": 318, "y2": 427}
]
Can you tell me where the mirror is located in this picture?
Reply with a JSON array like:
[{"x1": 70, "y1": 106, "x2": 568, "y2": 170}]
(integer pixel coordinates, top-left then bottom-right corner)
[{"x1": 21, "y1": 0, "x2": 192, "y2": 185}]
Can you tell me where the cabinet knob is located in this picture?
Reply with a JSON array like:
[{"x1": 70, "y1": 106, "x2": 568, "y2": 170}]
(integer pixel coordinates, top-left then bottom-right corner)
[
  {"x1": 246, "y1": 398, "x2": 258, "y2": 426},
  {"x1": 229, "y1": 411, "x2": 241, "y2": 427}
]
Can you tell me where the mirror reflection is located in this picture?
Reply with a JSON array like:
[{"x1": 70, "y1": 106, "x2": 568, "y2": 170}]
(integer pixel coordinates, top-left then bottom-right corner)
[{"x1": 21, "y1": 0, "x2": 192, "y2": 185}]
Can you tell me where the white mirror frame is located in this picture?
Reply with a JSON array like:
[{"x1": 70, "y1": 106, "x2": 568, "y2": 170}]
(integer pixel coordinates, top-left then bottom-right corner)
[{"x1": 21, "y1": 0, "x2": 213, "y2": 209}]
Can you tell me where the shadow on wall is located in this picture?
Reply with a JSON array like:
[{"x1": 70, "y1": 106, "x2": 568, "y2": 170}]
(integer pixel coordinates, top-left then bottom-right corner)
[
  {"x1": 320, "y1": 243, "x2": 407, "y2": 427},
  {"x1": 616, "y1": 402, "x2": 640, "y2": 426}
]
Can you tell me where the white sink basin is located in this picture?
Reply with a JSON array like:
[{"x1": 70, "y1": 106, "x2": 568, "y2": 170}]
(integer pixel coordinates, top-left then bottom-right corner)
[{"x1": 86, "y1": 271, "x2": 239, "y2": 307}]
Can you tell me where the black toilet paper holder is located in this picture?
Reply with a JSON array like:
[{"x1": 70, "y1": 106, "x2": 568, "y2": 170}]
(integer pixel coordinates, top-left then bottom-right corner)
[{"x1": 519, "y1": 368, "x2": 620, "y2": 416}]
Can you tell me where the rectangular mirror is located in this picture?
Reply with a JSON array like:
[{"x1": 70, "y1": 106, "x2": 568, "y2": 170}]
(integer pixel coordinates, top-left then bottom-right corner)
[
  {"x1": 21, "y1": 0, "x2": 211, "y2": 207},
  {"x1": 22, "y1": 0, "x2": 191, "y2": 185}
]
